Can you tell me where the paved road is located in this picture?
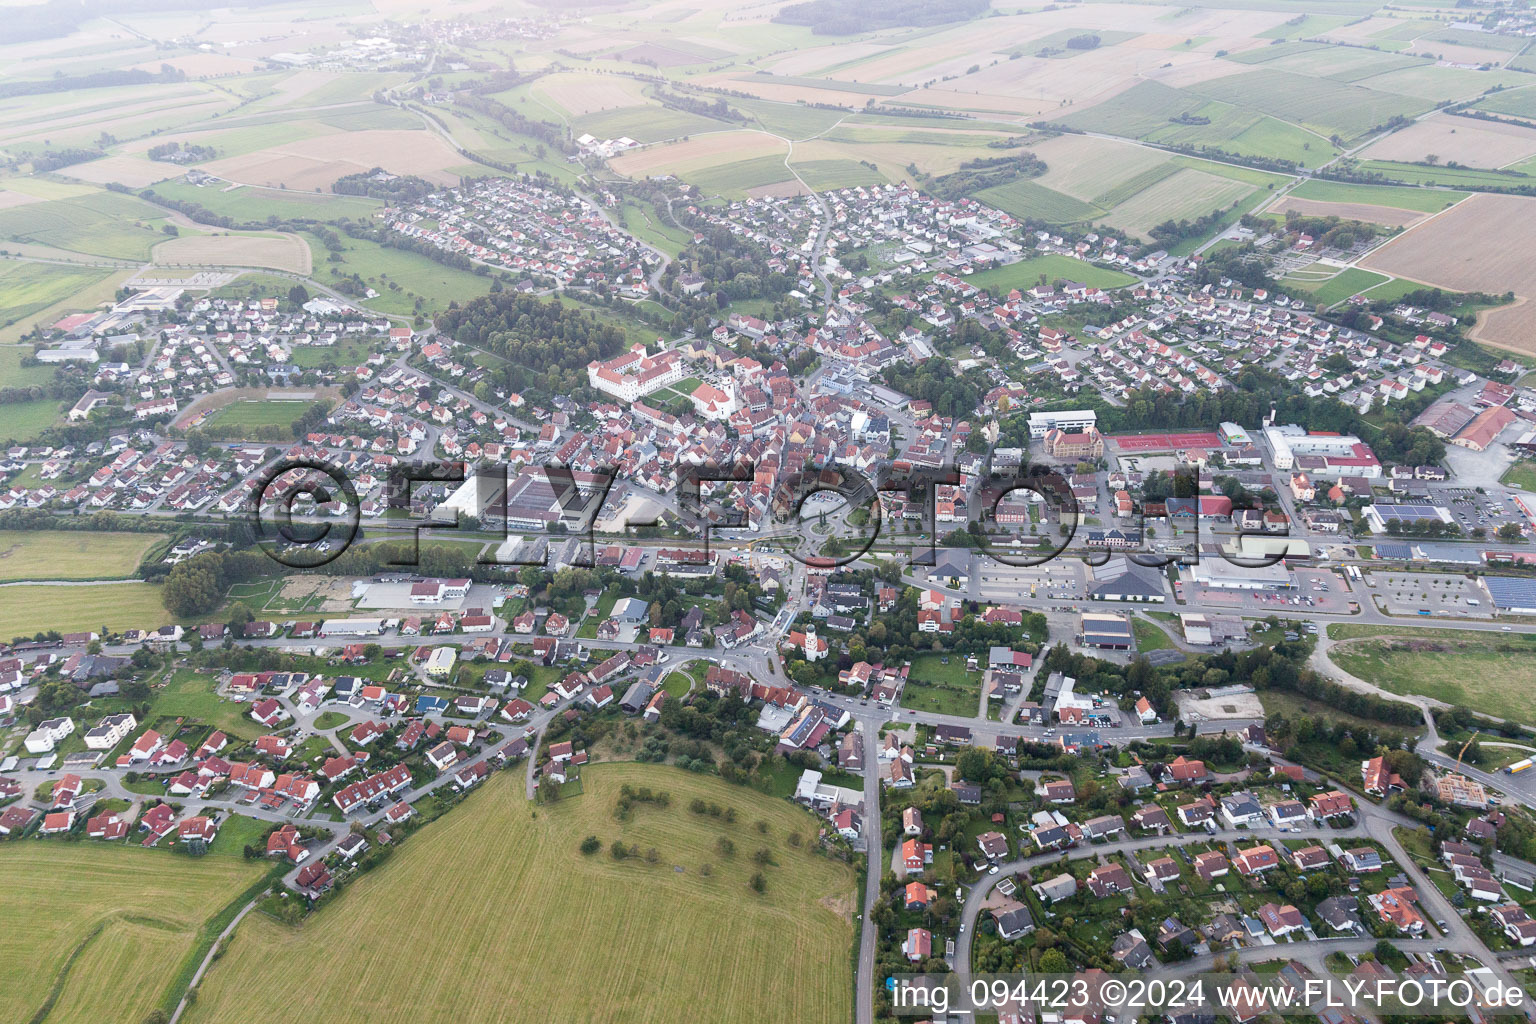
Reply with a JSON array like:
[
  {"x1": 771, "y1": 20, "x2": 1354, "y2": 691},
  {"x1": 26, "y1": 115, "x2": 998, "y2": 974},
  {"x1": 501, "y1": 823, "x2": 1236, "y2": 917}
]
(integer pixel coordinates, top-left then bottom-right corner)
[{"x1": 856, "y1": 720, "x2": 881, "y2": 1024}]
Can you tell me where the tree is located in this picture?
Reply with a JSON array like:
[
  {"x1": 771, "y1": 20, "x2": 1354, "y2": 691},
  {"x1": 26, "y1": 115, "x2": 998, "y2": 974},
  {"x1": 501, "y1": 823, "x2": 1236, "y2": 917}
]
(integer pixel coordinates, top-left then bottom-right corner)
[
  {"x1": 287, "y1": 284, "x2": 309, "y2": 306},
  {"x1": 579, "y1": 835, "x2": 601, "y2": 855},
  {"x1": 1038, "y1": 948, "x2": 1070, "y2": 973},
  {"x1": 749, "y1": 872, "x2": 766, "y2": 893}
]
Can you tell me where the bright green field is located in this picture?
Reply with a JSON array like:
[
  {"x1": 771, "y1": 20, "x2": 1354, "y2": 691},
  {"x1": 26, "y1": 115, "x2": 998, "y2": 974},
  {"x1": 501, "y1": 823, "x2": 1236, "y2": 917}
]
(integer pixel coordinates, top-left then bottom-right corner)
[
  {"x1": 1470, "y1": 86, "x2": 1536, "y2": 120},
  {"x1": 0, "y1": 189, "x2": 177, "y2": 260},
  {"x1": 975, "y1": 178, "x2": 1100, "y2": 224},
  {"x1": 966, "y1": 254, "x2": 1136, "y2": 294},
  {"x1": 1054, "y1": 79, "x2": 1340, "y2": 165},
  {"x1": 1355, "y1": 159, "x2": 1535, "y2": 188},
  {"x1": 795, "y1": 159, "x2": 885, "y2": 190},
  {"x1": 153, "y1": 669, "x2": 267, "y2": 741},
  {"x1": 901, "y1": 651, "x2": 983, "y2": 716},
  {"x1": 1186, "y1": 68, "x2": 1430, "y2": 142},
  {"x1": 145, "y1": 179, "x2": 384, "y2": 226},
  {"x1": 0, "y1": 529, "x2": 161, "y2": 581},
  {"x1": 303, "y1": 231, "x2": 493, "y2": 316},
  {"x1": 683, "y1": 155, "x2": 797, "y2": 198},
  {"x1": 0, "y1": 843, "x2": 265, "y2": 1024},
  {"x1": 202, "y1": 399, "x2": 314, "y2": 433},
  {"x1": 1286, "y1": 267, "x2": 1390, "y2": 307},
  {"x1": 0, "y1": 343, "x2": 57, "y2": 387},
  {"x1": 1288, "y1": 179, "x2": 1467, "y2": 212},
  {"x1": 186, "y1": 765, "x2": 855, "y2": 1024},
  {"x1": 0, "y1": 397, "x2": 62, "y2": 441},
  {"x1": 0, "y1": 261, "x2": 111, "y2": 331},
  {"x1": 0, "y1": 581, "x2": 189, "y2": 638}
]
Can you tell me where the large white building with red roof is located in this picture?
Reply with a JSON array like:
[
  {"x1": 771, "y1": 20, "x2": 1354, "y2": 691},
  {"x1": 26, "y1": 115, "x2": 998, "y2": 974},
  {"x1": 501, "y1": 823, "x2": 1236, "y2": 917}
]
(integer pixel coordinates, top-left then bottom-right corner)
[{"x1": 587, "y1": 343, "x2": 684, "y2": 403}]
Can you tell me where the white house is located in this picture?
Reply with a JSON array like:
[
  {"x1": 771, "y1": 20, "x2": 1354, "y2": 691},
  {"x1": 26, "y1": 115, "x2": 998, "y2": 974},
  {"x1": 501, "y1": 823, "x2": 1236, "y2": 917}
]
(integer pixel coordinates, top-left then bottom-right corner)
[{"x1": 25, "y1": 717, "x2": 74, "y2": 754}]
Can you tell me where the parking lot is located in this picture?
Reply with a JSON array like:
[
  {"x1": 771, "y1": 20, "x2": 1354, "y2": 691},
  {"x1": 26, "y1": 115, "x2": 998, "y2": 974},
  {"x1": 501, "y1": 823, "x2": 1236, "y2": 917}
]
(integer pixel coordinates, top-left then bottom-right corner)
[
  {"x1": 1177, "y1": 567, "x2": 1356, "y2": 615},
  {"x1": 1442, "y1": 488, "x2": 1529, "y2": 540},
  {"x1": 1369, "y1": 570, "x2": 1492, "y2": 619}
]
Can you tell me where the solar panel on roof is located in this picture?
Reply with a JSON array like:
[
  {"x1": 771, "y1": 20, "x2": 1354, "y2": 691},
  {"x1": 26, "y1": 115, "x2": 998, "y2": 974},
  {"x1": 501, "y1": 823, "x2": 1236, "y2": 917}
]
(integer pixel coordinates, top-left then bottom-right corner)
[
  {"x1": 1373, "y1": 543, "x2": 1413, "y2": 560},
  {"x1": 1372, "y1": 504, "x2": 1445, "y2": 521},
  {"x1": 1483, "y1": 576, "x2": 1536, "y2": 609}
]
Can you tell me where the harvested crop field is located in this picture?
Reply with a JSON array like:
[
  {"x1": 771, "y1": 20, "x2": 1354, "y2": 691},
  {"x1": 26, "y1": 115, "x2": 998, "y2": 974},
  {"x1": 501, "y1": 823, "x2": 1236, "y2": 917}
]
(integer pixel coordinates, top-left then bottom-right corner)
[
  {"x1": 1031, "y1": 134, "x2": 1174, "y2": 202},
  {"x1": 1361, "y1": 193, "x2": 1536, "y2": 353},
  {"x1": 153, "y1": 232, "x2": 312, "y2": 274},
  {"x1": 1473, "y1": 299, "x2": 1536, "y2": 356},
  {"x1": 609, "y1": 131, "x2": 787, "y2": 178},
  {"x1": 59, "y1": 154, "x2": 178, "y2": 188},
  {"x1": 532, "y1": 72, "x2": 649, "y2": 116},
  {"x1": 186, "y1": 765, "x2": 855, "y2": 1024},
  {"x1": 1359, "y1": 116, "x2": 1536, "y2": 169},
  {"x1": 196, "y1": 129, "x2": 463, "y2": 192},
  {"x1": 1268, "y1": 196, "x2": 1425, "y2": 228}
]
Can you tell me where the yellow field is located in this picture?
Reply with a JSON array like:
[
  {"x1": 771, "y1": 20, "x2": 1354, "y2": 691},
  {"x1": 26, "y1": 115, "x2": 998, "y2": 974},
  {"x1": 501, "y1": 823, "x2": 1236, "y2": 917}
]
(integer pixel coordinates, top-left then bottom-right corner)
[
  {"x1": 153, "y1": 232, "x2": 313, "y2": 274},
  {"x1": 0, "y1": 529, "x2": 162, "y2": 580},
  {"x1": 1359, "y1": 116, "x2": 1536, "y2": 169},
  {"x1": 532, "y1": 71, "x2": 650, "y2": 116},
  {"x1": 188, "y1": 764, "x2": 855, "y2": 1024},
  {"x1": 610, "y1": 130, "x2": 788, "y2": 177},
  {"x1": 196, "y1": 129, "x2": 463, "y2": 192},
  {"x1": 1269, "y1": 196, "x2": 1425, "y2": 228},
  {"x1": 0, "y1": 844, "x2": 264, "y2": 1024}
]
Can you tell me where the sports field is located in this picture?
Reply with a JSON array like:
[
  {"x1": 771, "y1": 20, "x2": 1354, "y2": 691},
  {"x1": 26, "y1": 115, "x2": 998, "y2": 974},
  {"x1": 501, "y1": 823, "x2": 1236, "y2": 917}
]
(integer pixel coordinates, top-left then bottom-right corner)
[
  {"x1": 0, "y1": 581, "x2": 185, "y2": 637},
  {"x1": 187, "y1": 765, "x2": 855, "y2": 1024},
  {"x1": 0, "y1": 843, "x2": 264, "y2": 1024},
  {"x1": 0, "y1": 529, "x2": 162, "y2": 580},
  {"x1": 202, "y1": 398, "x2": 315, "y2": 434}
]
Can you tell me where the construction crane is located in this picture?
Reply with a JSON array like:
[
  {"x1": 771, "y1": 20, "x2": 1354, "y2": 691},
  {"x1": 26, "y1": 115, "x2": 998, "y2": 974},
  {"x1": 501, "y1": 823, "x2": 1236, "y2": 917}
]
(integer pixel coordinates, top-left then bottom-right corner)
[{"x1": 1456, "y1": 731, "x2": 1481, "y2": 769}]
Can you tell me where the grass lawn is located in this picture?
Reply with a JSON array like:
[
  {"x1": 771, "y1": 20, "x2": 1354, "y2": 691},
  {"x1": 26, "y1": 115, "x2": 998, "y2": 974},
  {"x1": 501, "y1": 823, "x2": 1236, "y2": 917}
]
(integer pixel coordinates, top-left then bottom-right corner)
[
  {"x1": 901, "y1": 652, "x2": 982, "y2": 717},
  {"x1": 1330, "y1": 633, "x2": 1536, "y2": 725},
  {"x1": 1132, "y1": 617, "x2": 1175, "y2": 652},
  {"x1": 0, "y1": 344, "x2": 56, "y2": 388},
  {"x1": 0, "y1": 529, "x2": 162, "y2": 581},
  {"x1": 964, "y1": 254, "x2": 1136, "y2": 295},
  {"x1": 153, "y1": 670, "x2": 265, "y2": 741},
  {"x1": 289, "y1": 339, "x2": 376, "y2": 368},
  {"x1": 312, "y1": 710, "x2": 351, "y2": 731},
  {"x1": 0, "y1": 842, "x2": 264, "y2": 1024},
  {"x1": 302, "y1": 230, "x2": 493, "y2": 317},
  {"x1": 0, "y1": 581, "x2": 198, "y2": 639},
  {"x1": 662, "y1": 671, "x2": 694, "y2": 697},
  {"x1": 0, "y1": 396, "x2": 62, "y2": 442},
  {"x1": 1502, "y1": 461, "x2": 1536, "y2": 491},
  {"x1": 186, "y1": 764, "x2": 854, "y2": 1024},
  {"x1": 1288, "y1": 267, "x2": 1390, "y2": 308}
]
